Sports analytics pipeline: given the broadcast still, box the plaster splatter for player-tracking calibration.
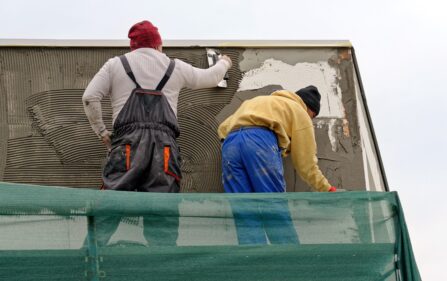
[237,59,345,118]
[317,119,339,152]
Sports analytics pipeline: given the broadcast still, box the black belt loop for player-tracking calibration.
[119,55,141,88]
[156,60,176,91]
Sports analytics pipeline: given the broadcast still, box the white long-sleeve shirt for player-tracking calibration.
[82,48,230,136]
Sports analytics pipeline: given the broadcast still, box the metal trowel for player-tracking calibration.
[206,48,229,88]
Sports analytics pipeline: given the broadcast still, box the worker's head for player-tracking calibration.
[296,85,321,119]
[128,20,162,51]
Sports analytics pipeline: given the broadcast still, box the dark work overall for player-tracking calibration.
[94,55,181,247]
[102,55,182,193]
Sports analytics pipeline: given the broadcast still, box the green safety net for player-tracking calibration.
[0,182,420,281]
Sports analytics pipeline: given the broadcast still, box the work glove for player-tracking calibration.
[329,186,348,192]
[99,129,112,151]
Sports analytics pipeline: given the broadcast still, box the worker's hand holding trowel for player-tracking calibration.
[206,49,232,88]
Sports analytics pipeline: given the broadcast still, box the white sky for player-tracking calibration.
[1,0,446,279]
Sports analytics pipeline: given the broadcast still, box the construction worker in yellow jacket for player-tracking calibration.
[218,86,336,245]
[218,86,336,193]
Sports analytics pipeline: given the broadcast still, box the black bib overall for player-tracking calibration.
[102,55,182,193]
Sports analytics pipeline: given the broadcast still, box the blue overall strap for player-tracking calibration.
[156,59,175,91]
[119,55,141,88]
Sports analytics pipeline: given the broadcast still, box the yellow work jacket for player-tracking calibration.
[218,90,331,192]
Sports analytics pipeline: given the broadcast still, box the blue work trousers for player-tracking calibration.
[221,127,299,244]
[222,127,285,193]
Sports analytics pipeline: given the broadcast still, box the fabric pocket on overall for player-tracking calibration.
[137,90,162,113]
[103,143,132,177]
[162,144,182,182]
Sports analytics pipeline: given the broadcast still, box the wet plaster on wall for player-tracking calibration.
[1,47,124,187]
[0,46,367,191]
[26,89,113,163]
[0,50,9,180]
[314,119,365,189]
[166,48,242,192]
[239,48,337,72]
[216,84,284,124]
[217,85,362,191]
[330,49,365,189]
[0,46,244,191]
[218,48,365,191]
[238,58,344,118]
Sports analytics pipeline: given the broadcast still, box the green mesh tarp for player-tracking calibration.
[0,182,420,281]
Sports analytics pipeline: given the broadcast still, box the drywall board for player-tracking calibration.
[0,43,383,192]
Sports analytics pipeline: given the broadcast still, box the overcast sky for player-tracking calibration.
[1,0,446,279]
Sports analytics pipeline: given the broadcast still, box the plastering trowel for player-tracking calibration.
[206,48,229,88]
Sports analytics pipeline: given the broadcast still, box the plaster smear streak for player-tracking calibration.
[238,58,345,151]
[238,59,344,118]
[317,119,339,152]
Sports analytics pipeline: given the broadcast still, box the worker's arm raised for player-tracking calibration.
[178,55,232,90]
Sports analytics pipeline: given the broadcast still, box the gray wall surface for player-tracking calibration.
[0,45,380,192]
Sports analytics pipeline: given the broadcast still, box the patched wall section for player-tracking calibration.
[218,48,365,191]
[0,48,120,187]
[0,46,366,191]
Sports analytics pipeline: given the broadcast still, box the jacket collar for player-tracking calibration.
[132,47,160,55]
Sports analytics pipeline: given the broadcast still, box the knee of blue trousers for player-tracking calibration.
[221,140,252,193]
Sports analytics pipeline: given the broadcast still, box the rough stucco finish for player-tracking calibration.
[0,47,121,187]
[0,50,8,180]
[0,46,365,191]
[169,48,242,192]
[237,59,345,119]
[220,48,365,191]
[0,47,242,191]
[331,49,365,190]
[218,90,364,192]
[239,48,336,72]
